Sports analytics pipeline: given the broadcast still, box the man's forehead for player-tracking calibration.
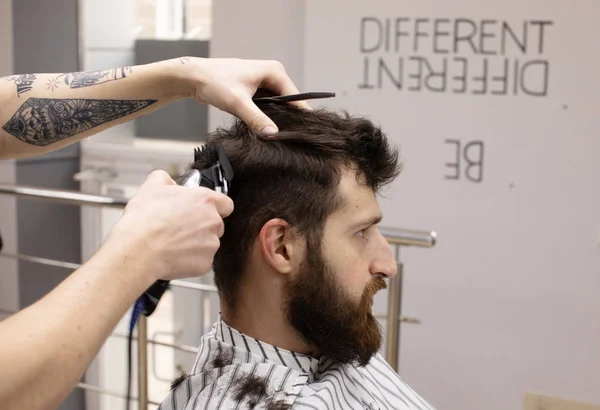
[333,170,382,222]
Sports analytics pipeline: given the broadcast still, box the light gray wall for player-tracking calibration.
[209,0,306,132]
[303,2,600,410]
[12,0,84,409]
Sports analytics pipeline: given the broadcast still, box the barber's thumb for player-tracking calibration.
[258,120,278,137]
[240,101,278,137]
[145,169,176,186]
[212,193,234,218]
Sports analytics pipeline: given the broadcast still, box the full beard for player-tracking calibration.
[284,240,386,366]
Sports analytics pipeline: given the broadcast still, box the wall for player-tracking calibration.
[209,0,306,132]
[0,0,18,317]
[302,1,600,410]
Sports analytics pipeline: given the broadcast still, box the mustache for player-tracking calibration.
[362,277,387,301]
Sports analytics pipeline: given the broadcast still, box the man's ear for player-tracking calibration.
[257,218,301,275]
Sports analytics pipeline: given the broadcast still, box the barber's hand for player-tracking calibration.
[108,170,234,282]
[184,58,310,136]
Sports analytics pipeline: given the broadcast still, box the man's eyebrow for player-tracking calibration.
[348,215,382,231]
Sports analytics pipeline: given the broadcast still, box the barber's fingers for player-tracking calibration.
[259,61,311,110]
[144,171,233,217]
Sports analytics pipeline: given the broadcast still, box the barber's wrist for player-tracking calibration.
[97,223,161,289]
[166,56,207,100]
[142,57,196,101]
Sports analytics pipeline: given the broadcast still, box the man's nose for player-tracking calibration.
[370,236,398,278]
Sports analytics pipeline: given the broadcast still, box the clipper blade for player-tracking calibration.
[189,143,233,195]
[193,145,218,165]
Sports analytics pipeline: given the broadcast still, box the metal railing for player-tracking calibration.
[0,183,436,409]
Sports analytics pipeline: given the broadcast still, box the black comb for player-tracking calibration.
[252,88,335,105]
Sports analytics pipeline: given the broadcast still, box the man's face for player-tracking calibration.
[285,170,398,366]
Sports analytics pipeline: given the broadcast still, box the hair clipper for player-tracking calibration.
[139,145,234,317]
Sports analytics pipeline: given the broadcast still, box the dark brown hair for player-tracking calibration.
[193,103,401,307]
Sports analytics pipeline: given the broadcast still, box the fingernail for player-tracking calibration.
[261,125,277,136]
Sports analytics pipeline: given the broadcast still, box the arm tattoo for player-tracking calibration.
[3,74,37,97]
[4,67,132,95]
[2,97,156,146]
[47,67,132,90]
[180,57,192,64]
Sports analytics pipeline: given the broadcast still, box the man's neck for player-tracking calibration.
[220,284,318,357]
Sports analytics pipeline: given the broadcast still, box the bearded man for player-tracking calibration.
[158,103,435,410]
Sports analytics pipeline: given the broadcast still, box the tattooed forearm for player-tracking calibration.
[3,74,37,97]
[63,67,132,88]
[2,97,156,146]
[3,68,132,95]
[47,67,133,91]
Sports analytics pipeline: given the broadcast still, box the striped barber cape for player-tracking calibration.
[158,318,435,410]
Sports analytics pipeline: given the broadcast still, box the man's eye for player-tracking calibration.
[357,229,368,240]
